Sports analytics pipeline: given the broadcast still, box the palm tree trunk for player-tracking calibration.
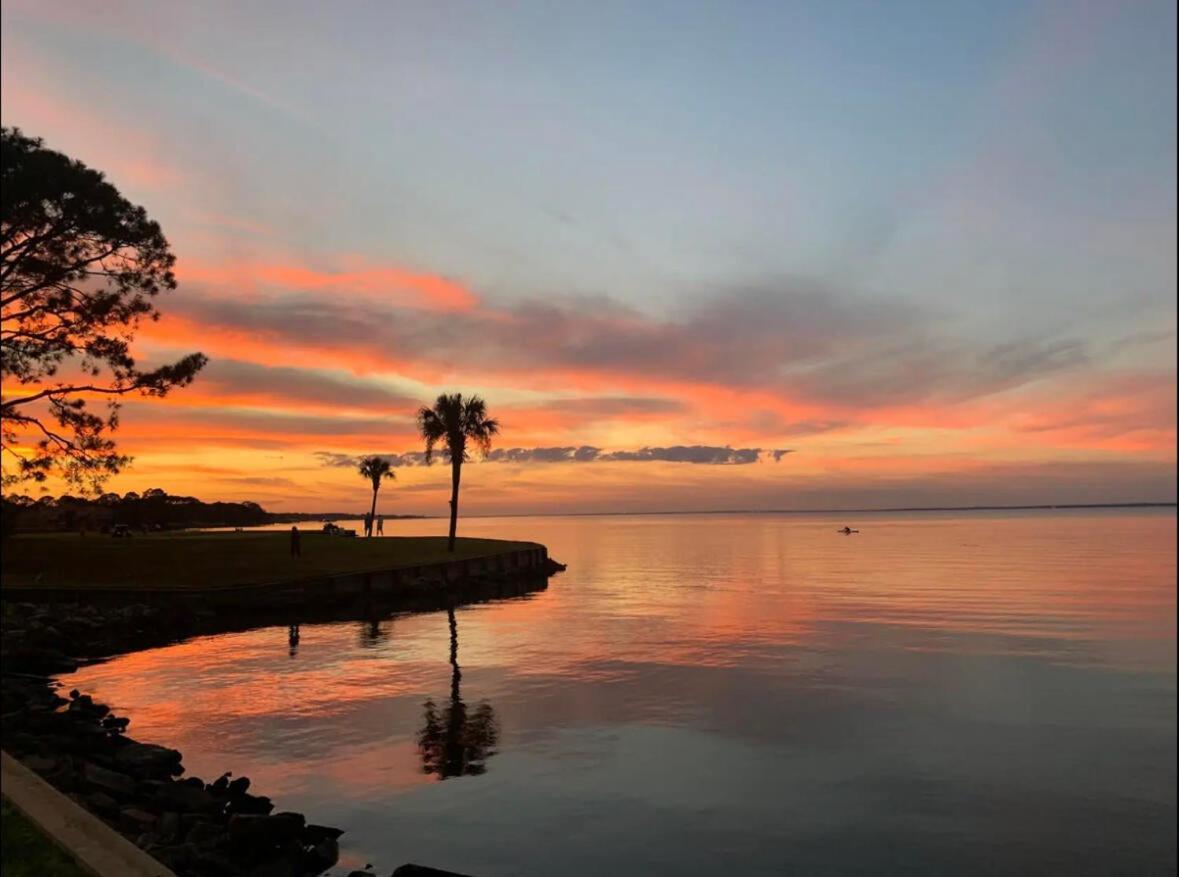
[368,486,378,537]
[447,460,461,552]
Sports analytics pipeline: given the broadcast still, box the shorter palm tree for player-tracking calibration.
[357,455,395,537]
[416,393,499,552]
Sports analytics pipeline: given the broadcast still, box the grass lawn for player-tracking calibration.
[0,532,536,591]
[1,798,89,877]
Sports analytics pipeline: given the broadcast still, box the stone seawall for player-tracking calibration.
[1,544,552,611]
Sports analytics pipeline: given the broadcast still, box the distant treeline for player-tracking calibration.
[0,491,428,535]
[2,489,268,533]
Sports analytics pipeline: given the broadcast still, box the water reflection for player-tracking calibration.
[287,623,300,658]
[60,512,1177,875]
[417,607,499,779]
[359,617,391,648]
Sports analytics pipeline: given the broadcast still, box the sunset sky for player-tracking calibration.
[2,0,1175,514]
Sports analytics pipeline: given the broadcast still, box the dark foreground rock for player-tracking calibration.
[2,675,342,876]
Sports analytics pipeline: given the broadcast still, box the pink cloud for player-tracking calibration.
[0,83,185,192]
[175,256,478,311]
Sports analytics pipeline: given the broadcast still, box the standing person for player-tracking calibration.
[364,513,373,537]
[290,526,301,557]
[376,515,384,535]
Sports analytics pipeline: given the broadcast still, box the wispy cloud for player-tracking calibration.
[176,255,478,311]
[161,279,1096,413]
[315,446,792,468]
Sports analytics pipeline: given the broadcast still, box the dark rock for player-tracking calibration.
[227,775,251,796]
[302,823,345,845]
[148,843,193,871]
[306,836,339,872]
[3,732,40,754]
[67,693,102,713]
[20,754,58,774]
[64,720,111,751]
[185,820,225,845]
[347,871,377,877]
[20,649,77,673]
[243,854,303,877]
[391,866,476,877]
[226,792,274,815]
[159,811,183,843]
[81,762,137,798]
[85,791,120,815]
[119,806,158,834]
[181,811,218,830]
[190,846,241,876]
[152,780,221,813]
[114,742,183,777]
[208,772,232,795]
[227,811,305,846]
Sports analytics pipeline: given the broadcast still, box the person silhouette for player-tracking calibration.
[290,526,302,556]
[376,515,384,535]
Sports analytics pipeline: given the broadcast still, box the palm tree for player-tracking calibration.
[416,393,499,552]
[357,455,395,537]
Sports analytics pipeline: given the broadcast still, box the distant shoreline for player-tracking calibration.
[455,502,1177,520]
[266,513,429,523]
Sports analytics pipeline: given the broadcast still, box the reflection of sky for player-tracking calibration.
[2,0,1176,512]
[66,512,1177,875]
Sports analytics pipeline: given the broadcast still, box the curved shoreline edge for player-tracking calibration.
[1,548,560,877]
[2,542,555,609]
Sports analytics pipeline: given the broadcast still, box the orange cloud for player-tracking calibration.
[176,256,478,311]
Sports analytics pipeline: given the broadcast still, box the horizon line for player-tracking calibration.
[297,501,1177,520]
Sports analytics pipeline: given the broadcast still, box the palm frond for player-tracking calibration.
[417,392,500,462]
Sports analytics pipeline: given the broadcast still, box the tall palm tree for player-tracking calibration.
[416,393,499,552]
[357,455,395,537]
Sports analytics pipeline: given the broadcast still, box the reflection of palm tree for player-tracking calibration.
[358,616,390,648]
[417,607,498,778]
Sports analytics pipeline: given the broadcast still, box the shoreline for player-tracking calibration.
[1,554,560,876]
[2,533,558,606]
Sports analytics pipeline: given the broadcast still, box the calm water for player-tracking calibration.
[68,511,1176,875]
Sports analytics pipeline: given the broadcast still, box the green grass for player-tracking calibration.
[1,798,89,877]
[0,532,535,591]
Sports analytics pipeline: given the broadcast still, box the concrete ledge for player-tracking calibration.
[1,751,176,877]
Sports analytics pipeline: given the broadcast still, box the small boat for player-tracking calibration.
[837,527,859,534]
